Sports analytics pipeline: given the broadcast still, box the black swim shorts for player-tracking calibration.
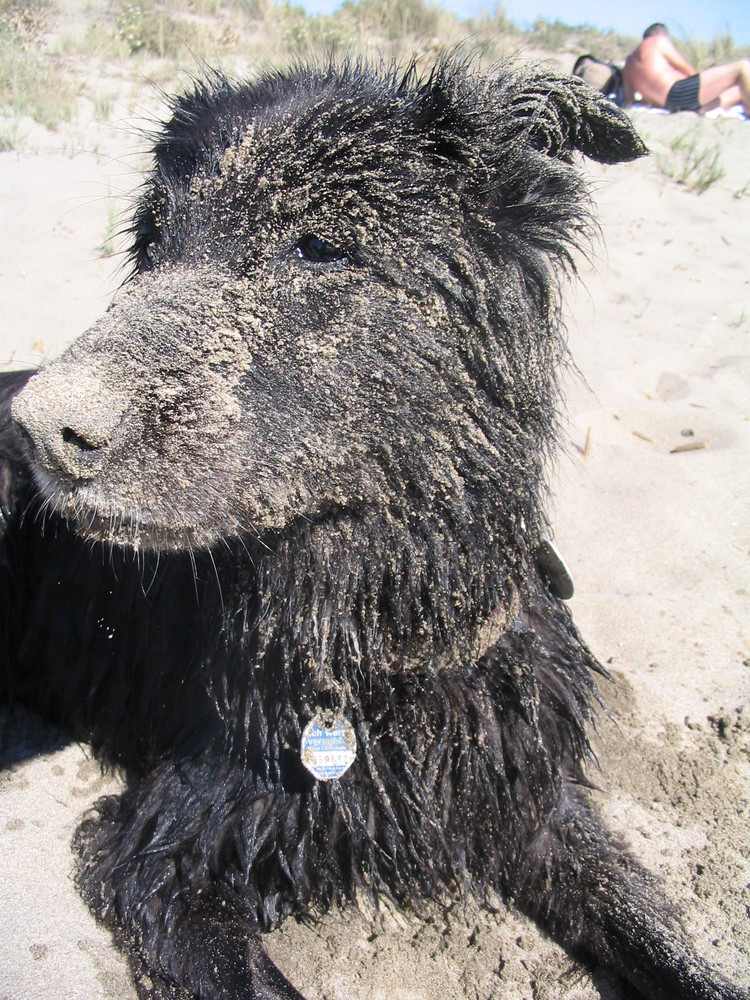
[665,75,701,112]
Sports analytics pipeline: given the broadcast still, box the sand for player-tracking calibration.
[1,70,749,1000]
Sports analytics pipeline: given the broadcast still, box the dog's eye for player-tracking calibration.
[295,235,347,263]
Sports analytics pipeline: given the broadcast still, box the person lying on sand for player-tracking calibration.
[622,23,750,114]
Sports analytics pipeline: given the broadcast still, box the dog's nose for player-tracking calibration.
[12,369,121,482]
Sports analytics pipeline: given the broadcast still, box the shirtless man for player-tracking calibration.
[622,23,750,114]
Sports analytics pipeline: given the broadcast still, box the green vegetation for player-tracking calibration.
[0,0,78,128]
[524,17,637,60]
[0,45,78,129]
[0,0,54,38]
[0,0,748,135]
[679,29,750,71]
[97,194,121,257]
[114,0,188,56]
[657,130,726,194]
[0,116,19,148]
[256,0,458,59]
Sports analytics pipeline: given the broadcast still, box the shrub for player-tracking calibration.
[658,130,725,194]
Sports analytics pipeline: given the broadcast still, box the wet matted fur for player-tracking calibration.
[0,57,744,999]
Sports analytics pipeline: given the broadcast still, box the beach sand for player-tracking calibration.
[0,74,748,999]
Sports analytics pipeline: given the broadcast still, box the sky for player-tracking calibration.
[294,0,750,45]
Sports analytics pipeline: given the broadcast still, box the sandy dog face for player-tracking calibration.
[12,63,644,552]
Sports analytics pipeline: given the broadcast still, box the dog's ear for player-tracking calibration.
[502,69,647,164]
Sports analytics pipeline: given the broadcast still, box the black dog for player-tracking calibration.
[0,58,743,999]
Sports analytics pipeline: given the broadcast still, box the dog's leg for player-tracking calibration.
[123,897,306,1000]
[74,764,307,1000]
[513,790,745,1000]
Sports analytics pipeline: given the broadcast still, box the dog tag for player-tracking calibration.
[536,538,575,600]
[300,714,356,781]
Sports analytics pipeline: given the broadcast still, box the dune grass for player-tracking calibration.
[1,0,747,136]
[657,130,726,194]
[679,29,750,71]
[0,0,81,131]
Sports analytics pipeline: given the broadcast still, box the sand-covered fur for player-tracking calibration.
[1,59,745,1000]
